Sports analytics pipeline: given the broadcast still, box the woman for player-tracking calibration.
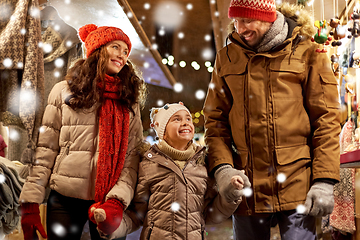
[19,24,147,240]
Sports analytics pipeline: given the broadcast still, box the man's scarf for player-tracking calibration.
[95,74,130,203]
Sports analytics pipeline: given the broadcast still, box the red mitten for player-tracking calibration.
[21,203,47,240]
[88,202,102,224]
[95,198,124,235]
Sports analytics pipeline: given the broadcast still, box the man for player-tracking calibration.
[203,0,341,239]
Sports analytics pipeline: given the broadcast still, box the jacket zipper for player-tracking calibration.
[146,222,154,240]
[53,142,70,173]
[267,65,276,211]
[201,224,205,240]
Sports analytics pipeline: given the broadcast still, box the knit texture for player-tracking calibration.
[96,198,124,235]
[157,140,196,169]
[228,0,277,22]
[20,203,47,240]
[78,24,132,57]
[150,102,191,140]
[95,74,130,203]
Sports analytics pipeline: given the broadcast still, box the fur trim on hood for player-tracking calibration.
[228,2,315,39]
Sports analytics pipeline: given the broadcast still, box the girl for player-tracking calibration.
[19,24,146,240]
[101,102,244,240]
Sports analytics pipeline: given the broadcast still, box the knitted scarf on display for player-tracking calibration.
[95,74,130,203]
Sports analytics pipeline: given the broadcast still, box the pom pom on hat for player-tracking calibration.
[150,102,191,140]
[228,0,277,23]
[78,24,98,42]
[78,24,132,58]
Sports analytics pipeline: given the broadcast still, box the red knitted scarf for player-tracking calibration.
[95,74,130,203]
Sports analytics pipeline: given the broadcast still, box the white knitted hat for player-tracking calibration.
[150,102,191,140]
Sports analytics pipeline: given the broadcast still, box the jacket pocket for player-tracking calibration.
[275,145,310,165]
[269,60,305,99]
[53,141,71,173]
[319,72,339,109]
[146,222,154,240]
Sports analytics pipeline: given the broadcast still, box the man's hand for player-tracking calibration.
[214,165,251,203]
[304,182,334,217]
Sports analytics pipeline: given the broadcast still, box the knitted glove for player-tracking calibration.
[214,165,251,203]
[21,203,47,240]
[88,202,101,224]
[304,182,335,217]
[89,198,124,235]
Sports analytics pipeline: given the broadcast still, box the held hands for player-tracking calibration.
[21,203,47,240]
[214,165,251,203]
[89,198,124,236]
[304,182,335,217]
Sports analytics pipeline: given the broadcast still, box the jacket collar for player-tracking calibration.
[144,145,206,184]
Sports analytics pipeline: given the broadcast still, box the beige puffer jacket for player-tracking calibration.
[116,144,239,240]
[19,80,143,207]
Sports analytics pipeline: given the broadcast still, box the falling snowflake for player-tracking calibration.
[154,2,184,28]
[178,32,184,39]
[127,12,133,18]
[157,99,164,106]
[29,6,40,18]
[276,173,286,183]
[0,174,5,184]
[143,62,150,68]
[158,28,165,36]
[54,71,60,78]
[54,58,64,68]
[209,83,215,89]
[9,129,20,141]
[52,223,66,237]
[195,89,205,100]
[39,126,46,133]
[296,204,306,214]
[171,202,180,212]
[152,43,158,50]
[43,43,53,53]
[173,83,183,92]
[25,81,31,87]
[243,187,253,197]
[202,48,214,60]
[186,4,193,10]
[3,58,13,68]
[65,0,71,4]
[17,62,23,68]
[144,3,151,10]
[204,34,211,41]
[20,28,26,35]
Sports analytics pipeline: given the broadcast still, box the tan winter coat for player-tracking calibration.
[19,80,143,208]
[117,144,239,240]
[203,4,341,215]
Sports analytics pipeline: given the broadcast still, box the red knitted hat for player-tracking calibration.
[78,24,132,58]
[228,0,277,23]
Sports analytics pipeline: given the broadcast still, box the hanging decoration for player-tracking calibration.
[329,18,347,46]
[311,20,332,52]
[348,9,360,38]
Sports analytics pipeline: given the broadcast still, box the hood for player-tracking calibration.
[227,2,315,40]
